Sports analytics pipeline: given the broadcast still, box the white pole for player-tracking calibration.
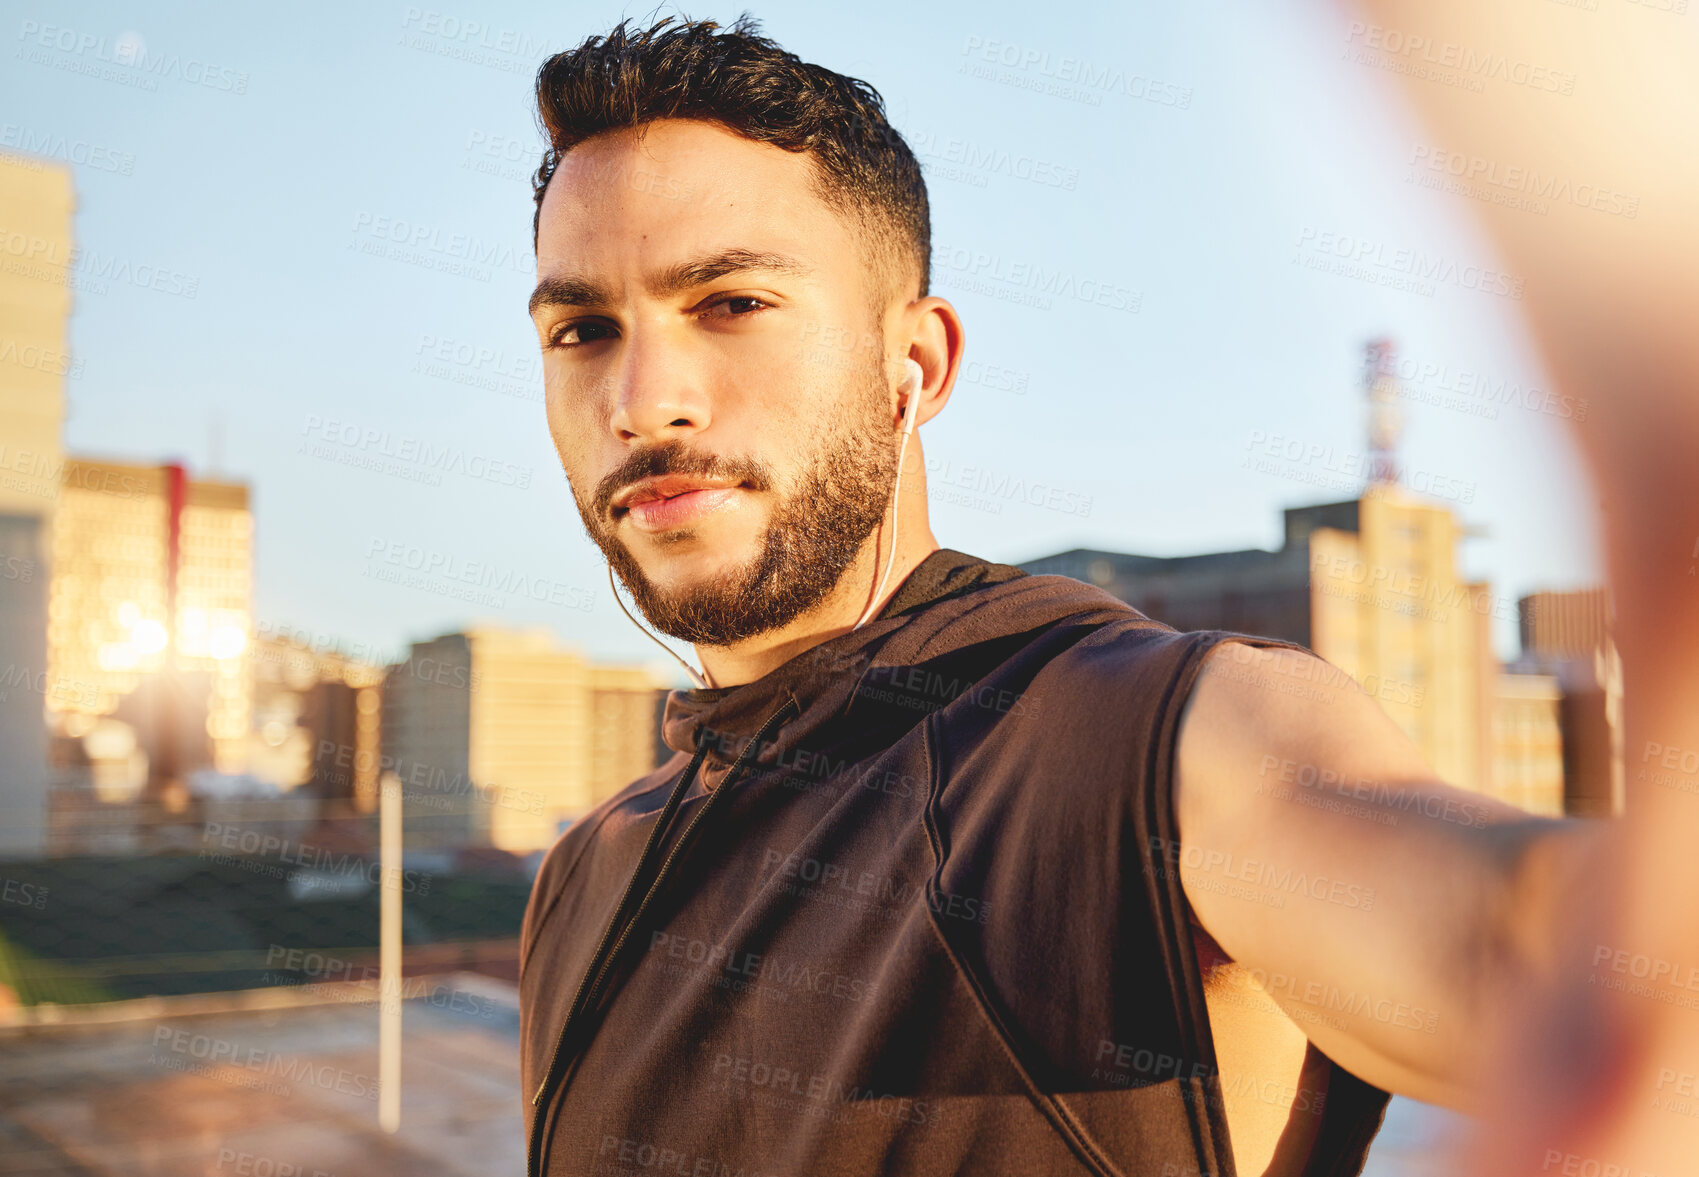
[379,769,402,1133]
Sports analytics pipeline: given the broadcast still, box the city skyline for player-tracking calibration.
[1,0,1604,687]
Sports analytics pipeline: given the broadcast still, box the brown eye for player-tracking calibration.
[705,295,771,318]
[549,320,616,349]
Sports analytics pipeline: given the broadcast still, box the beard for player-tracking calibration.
[570,358,902,647]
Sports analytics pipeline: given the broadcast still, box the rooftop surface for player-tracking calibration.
[0,976,524,1177]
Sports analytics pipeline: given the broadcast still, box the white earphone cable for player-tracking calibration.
[607,561,712,689]
[853,362,920,631]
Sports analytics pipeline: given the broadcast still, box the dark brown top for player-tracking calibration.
[518,548,1391,1176]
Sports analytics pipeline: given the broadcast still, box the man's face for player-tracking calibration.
[531,118,905,646]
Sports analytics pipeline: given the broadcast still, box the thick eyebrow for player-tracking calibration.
[527,247,812,320]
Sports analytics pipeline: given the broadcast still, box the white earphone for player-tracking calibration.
[852,357,924,631]
[900,357,922,437]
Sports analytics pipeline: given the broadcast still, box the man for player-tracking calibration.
[517,15,1599,1177]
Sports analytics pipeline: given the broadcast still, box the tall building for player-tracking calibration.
[1515,587,1621,817]
[1023,486,1505,794]
[46,459,254,795]
[1488,673,1566,816]
[247,633,384,811]
[1022,338,1596,819]
[0,153,72,513]
[382,627,665,853]
[0,152,75,857]
[0,512,51,858]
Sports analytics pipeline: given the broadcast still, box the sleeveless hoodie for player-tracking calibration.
[518,548,1391,1176]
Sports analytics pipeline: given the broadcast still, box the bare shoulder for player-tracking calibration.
[1178,641,1434,815]
[1170,638,1536,1107]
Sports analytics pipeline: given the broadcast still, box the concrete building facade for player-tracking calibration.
[0,153,75,857]
[382,627,664,853]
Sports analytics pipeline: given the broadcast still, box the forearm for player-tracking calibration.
[1494,814,1617,1006]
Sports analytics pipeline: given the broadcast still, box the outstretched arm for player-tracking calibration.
[1174,641,1608,1110]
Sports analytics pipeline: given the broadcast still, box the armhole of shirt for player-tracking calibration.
[1144,629,1393,1177]
[1137,629,1297,1172]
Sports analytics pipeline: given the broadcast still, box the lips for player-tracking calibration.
[613,475,746,513]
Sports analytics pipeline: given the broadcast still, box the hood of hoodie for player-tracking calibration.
[658,547,1136,789]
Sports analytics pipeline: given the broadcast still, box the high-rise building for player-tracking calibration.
[382,627,664,853]
[1488,673,1566,816]
[1515,588,1621,817]
[1023,486,1506,795]
[46,459,254,792]
[247,633,384,810]
[0,152,75,858]
[0,512,51,858]
[0,153,72,514]
[1520,587,1611,659]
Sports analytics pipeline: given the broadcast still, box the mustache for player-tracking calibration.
[593,440,773,520]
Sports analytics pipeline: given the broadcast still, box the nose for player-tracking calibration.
[607,337,712,444]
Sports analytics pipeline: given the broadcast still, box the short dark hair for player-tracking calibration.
[531,13,930,310]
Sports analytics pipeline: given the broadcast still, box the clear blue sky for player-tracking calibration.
[4,0,1603,685]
